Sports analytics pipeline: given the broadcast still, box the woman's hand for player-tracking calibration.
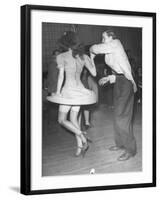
[84,55,97,77]
[90,52,96,60]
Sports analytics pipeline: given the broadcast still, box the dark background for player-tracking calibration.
[42,22,142,71]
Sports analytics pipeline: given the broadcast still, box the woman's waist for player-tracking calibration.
[63,81,83,87]
[64,79,76,85]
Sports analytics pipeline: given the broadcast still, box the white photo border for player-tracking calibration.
[21,5,156,194]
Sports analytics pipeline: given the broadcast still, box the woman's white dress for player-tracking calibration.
[47,51,97,105]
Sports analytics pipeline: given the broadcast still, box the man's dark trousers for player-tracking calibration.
[113,75,137,156]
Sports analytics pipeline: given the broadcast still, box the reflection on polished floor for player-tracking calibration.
[42,103,142,176]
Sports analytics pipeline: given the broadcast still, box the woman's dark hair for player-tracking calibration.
[72,43,85,59]
[52,49,60,56]
[57,31,85,59]
[104,30,117,39]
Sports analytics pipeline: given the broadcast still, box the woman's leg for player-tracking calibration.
[70,106,84,155]
[70,106,90,156]
[84,110,90,126]
[58,105,89,156]
[78,111,82,129]
[70,106,88,143]
[58,105,82,136]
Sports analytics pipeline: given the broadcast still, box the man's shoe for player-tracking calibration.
[84,124,91,130]
[117,152,133,161]
[109,146,122,151]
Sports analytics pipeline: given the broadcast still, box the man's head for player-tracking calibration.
[102,30,117,43]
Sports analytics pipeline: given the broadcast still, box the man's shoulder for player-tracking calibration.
[112,39,121,46]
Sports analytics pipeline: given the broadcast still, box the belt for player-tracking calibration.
[115,73,124,76]
[112,71,124,76]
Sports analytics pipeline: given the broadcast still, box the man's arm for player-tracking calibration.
[90,43,110,55]
[124,71,137,93]
[90,40,119,55]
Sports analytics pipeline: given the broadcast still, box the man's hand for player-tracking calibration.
[133,83,137,93]
[99,77,109,86]
[108,75,116,83]
[99,75,116,86]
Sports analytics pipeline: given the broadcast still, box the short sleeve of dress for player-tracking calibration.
[56,54,64,69]
[83,55,92,67]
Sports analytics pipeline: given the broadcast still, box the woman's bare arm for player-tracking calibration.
[56,67,64,94]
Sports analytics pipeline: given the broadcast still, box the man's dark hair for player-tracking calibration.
[104,30,117,39]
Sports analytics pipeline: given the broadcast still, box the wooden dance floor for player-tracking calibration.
[42,103,142,176]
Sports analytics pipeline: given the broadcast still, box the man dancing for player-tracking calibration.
[90,30,137,161]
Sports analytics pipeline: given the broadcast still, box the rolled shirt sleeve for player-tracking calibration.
[90,40,119,54]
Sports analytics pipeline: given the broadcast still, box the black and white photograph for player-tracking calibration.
[20,5,156,195]
[42,23,142,176]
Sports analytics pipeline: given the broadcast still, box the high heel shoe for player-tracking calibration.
[82,143,89,157]
[86,136,92,143]
[81,133,92,157]
[84,124,92,130]
[82,132,92,143]
[75,133,92,158]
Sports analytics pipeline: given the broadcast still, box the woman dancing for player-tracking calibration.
[47,31,97,157]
